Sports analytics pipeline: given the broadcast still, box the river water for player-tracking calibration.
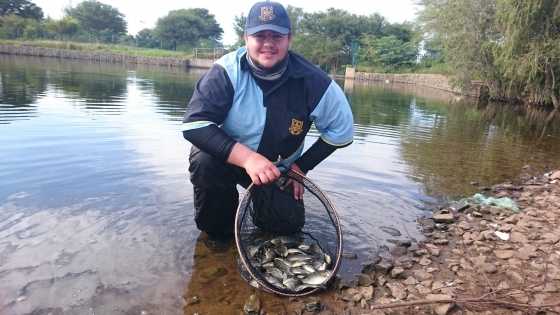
[1,55,559,314]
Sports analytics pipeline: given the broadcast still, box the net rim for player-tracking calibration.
[234,169,343,297]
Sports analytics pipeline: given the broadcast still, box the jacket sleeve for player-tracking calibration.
[294,80,353,172]
[182,64,236,161]
[309,80,354,147]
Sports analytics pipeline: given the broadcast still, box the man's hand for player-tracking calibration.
[243,152,281,185]
[227,143,280,185]
[289,163,305,201]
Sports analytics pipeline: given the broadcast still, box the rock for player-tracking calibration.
[432,281,445,291]
[494,250,515,259]
[395,256,414,269]
[397,240,412,247]
[340,288,361,302]
[472,211,483,218]
[186,296,200,305]
[390,267,405,279]
[357,273,375,287]
[360,298,368,309]
[403,276,418,285]
[304,298,322,313]
[433,239,449,245]
[550,170,560,180]
[243,294,261,315]
[358,285,374,300]
[419,257,432,266]
[380,226,402,237]
[426,294,453,315]
[375,259,394,274]
[414,249,428,256]
[458,221,471,231]
[481,263,498,274]
[504,215,519,224]
[377,275,387,287]
[391,246,408,257]
[433,211,455,224]
[386,282,407,300]
[413,270,433,281]
[435,303,454,315]
[516,245,538,260]
[542,232,560,244]
[425,244,441,256]
[510,232,528,243]
[417,284,432,295]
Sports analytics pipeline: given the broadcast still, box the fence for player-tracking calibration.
[193,47,226,60]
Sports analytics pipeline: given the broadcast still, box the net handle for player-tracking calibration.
[234,170,344,297]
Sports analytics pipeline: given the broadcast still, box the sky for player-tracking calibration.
[33,0,419,45]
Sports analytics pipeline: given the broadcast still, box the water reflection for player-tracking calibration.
[0,56,47,123]
[1,56,560,314]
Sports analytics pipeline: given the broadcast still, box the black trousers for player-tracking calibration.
[188,146,251,238]
[189,147,306,238]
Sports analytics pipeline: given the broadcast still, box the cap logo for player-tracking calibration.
[259,6,275,22]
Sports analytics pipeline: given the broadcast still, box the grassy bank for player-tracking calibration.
[0,39,193,59]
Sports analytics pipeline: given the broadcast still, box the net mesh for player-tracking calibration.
[234,169,343,296]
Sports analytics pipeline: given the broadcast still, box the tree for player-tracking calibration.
[359,35,418,71]
[155,8,222,50]
[496,0,560,109]
[65,0,126,42]
[232,14,246,48]
[0,0,43,20]
[44,16,79,40]
[135,28,159,48]
[0,14,41,39]
[417,0,501,91]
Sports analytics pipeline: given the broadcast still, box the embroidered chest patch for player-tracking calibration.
[288,118,304,135]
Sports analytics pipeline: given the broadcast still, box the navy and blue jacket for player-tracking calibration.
[182,47,354,173]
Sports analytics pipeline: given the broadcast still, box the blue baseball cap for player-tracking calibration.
[245,1,291,35]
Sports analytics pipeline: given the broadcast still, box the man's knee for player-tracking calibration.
[188,146,233,187]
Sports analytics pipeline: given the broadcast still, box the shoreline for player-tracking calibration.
[326,167,560,314]
[0,43,215,69]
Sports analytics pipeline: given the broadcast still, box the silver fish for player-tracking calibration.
[301,271,331,286]
[287,248,307,255]
[298,244,310,251]
[282,278,301,291]
[324,254,332,265]
[273,258,291,273]
[267,267,285,280]
[312,260,327,271]
[302,264,316,274]
[286,255,313,263]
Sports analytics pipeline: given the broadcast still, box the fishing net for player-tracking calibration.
[234,169,343,296]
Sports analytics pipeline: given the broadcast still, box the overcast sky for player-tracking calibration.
[33,0,419,45]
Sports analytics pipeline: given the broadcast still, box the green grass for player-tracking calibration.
[0,39,194,59]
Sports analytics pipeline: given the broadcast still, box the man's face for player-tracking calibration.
[245,30,291,69]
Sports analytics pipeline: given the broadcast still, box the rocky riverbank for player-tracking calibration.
[318,169,560,315]
[233,169,560,315]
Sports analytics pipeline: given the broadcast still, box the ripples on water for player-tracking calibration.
[1,55,560,314]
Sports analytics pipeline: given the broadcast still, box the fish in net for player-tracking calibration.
[234,169,343,296]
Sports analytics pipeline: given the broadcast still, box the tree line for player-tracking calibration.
[0,0,223,48]
[1,0,558,109]
[0,0,419,72]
